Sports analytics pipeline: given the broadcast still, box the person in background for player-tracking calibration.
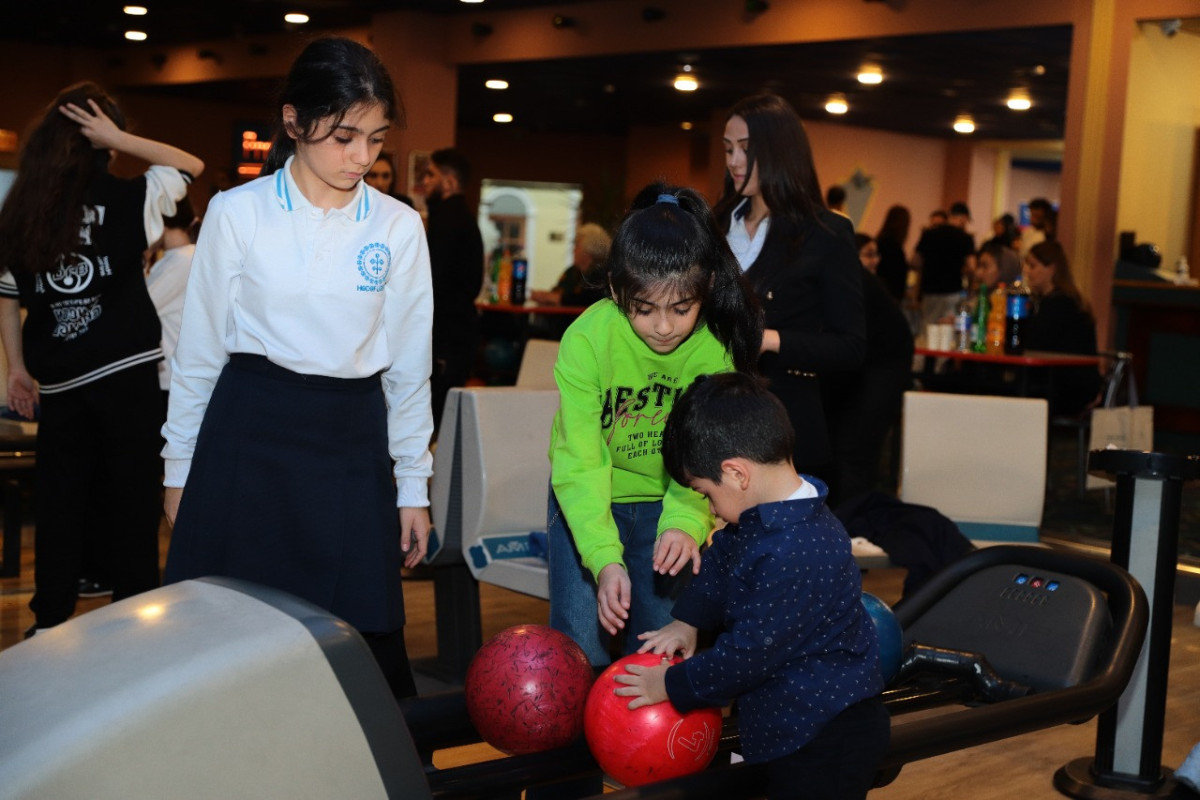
[714,92,865,490]
[615,371,887,800]
[913,201,975,331]
[423,148,484,428]
[821,234,914,506]
[974,240,1022,292]
[529,222,612,340]
[548,182,761,667]
[364,149,413,207]
[531,222,611,309]
[161,37,432,699]
[145,195,198,412]
[983,213,1019,252]
[1018,197,1055,258]
[0,81,203,637]
[874,204,911,303]
[825,184,848,217]
[1022,240,1101,416]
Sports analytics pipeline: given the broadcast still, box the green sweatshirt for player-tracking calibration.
[549,300,733,579]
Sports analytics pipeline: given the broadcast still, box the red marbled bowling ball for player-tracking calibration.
[464,624,594,754]
[584,652,723,786]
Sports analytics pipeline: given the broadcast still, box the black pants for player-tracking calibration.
[765,696,890,800]
[827,362,911,509]
[30,363,163,627]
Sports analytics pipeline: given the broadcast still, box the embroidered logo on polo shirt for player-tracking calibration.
[356,242,391,292]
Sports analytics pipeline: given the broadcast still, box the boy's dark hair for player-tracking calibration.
[263,37,401,176]
[608,181,762,373]
[430,148,472,187]
[826,185,846,208]
[662,372,794,485]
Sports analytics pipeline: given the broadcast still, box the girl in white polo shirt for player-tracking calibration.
[161,37,433,698]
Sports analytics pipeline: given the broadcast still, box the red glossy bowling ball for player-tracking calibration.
[584,652,723,787]
[464,624,594,755]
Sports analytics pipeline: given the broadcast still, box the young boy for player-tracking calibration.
[613,372,889,800]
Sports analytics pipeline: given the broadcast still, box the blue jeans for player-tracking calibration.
[547,488,690,665]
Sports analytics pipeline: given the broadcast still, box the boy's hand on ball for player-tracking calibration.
[613,660,671,709]
[636,620,698,659]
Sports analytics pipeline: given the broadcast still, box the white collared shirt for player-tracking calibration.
[727,198,770,272]
[162,156,434,505]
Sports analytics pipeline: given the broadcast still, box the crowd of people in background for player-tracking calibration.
[0,38,1108,794]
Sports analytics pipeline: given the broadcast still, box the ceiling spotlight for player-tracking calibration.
[552,14,576,28]
[460,0,485,4]
[1006,89,1032,111]
[284,13,309,24]
[673,66,698,92]
[953,114,976,134]
[125,30,148,41]
[485,79,509,90]
[825,93,849,114]
[856,64,883,84]
[123,5,147,15]
[493,113,513,124]
[680,121,694,131]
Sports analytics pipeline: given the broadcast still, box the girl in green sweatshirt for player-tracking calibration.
[547,182,762,664]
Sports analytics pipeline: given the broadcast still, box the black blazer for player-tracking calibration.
[732,207,866,467]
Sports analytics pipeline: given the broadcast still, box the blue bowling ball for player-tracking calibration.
[482,338,522,372]
[861,592,903,685]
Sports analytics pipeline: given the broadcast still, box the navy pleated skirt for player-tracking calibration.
[164,354,404,632]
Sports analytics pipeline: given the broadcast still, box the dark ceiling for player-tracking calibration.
[1,1,1073,141]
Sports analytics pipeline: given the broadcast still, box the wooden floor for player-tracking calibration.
[2,523,1199,798]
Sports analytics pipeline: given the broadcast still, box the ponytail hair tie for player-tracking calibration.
[656,193,679,206]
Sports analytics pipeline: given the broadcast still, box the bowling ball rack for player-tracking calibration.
[400,545,1147,800]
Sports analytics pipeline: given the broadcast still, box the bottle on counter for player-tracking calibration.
[971,282,990,353]
[986,282,1007,354]
[953,289,973,352]
[1004,279,1031,355]
[510,251,528,305]
[487,247,503,303]
[496,247,513,305]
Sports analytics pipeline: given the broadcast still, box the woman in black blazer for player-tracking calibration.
[714,93,865,488]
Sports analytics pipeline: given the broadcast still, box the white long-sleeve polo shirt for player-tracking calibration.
[161,156,435,507]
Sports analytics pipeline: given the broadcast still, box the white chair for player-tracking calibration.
[514,338,560,389]
[429,386,560,599]
[901,390,1049,544]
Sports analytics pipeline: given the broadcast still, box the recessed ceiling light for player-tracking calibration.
[485,79,509,90]
[680,121,694,130]
[857,64,883,85]
[125,30,148,41]
[953,114,976,134]
[284,13,309,24]
[493,113,513,123]
[461,0,485,3]
[673,68,698,92]
[123,5,148,15]
[1006,89,1032,111]
[825,93,848,114]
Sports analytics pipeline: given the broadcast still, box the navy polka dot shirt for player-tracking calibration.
[663,476,883,763]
